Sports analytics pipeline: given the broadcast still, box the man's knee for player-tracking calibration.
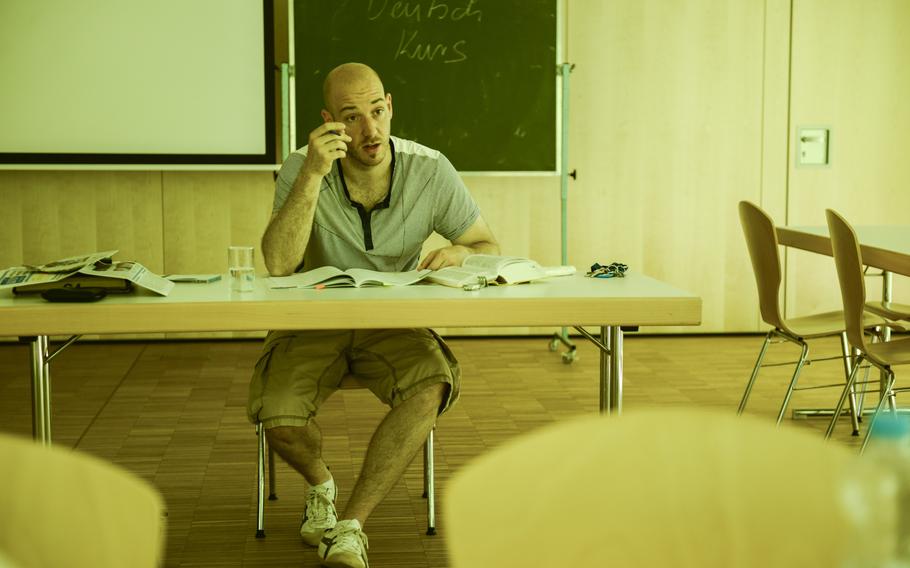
[409,382,448,413]
[265,424,311,449]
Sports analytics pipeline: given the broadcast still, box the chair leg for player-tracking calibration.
[839,333,861,435]
[256,423,266,538]
[826,356,865,439]
[424,428,436,536]
[857,330,886,420]
[738,331,773,414]
[268,445,277,500]
[777,341,809,425]
[861,371,897,454]
[257,421,435,537]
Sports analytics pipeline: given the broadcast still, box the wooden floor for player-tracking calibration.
[0,334,874,567]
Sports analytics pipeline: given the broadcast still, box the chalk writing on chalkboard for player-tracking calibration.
[294,0,557,172]
[368,0,481,63]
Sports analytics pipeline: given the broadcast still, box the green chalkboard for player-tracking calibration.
[293,0,557,172]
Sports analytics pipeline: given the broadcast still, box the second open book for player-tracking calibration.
[268,255,573,289]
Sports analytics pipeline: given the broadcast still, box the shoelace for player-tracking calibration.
[305,486,335,523]
[331,524,369,552]
[323,524,370,568]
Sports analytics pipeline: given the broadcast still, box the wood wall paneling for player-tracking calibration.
[786,0,910,318]
[567,0,766,333]
[0,173,25,270]
[161,171,274,339]
[0,171,163,270]
[161,171,273,275]
[757,0,794,331]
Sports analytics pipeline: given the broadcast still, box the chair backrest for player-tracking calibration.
[826,209,870,351]
[738,201,788,330]
[0,433,166,568]
[445,409,896,568]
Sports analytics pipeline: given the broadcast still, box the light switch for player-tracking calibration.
[797,127,829,166]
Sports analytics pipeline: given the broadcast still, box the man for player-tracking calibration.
[249,62,499,568]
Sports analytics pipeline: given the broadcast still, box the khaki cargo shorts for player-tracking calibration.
[247,328,461,429]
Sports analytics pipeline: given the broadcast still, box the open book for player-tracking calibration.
[268,266,431,289]
[267,256,575,290]
[425,255,559,288]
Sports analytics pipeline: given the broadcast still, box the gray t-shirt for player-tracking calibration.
[273,136,480,272]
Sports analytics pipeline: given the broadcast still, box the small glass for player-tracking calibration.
[228,246,255,292]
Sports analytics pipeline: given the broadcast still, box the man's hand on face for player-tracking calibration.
[302,122,352,178]
[418,245,473,270]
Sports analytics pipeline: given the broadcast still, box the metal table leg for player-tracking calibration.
[605,326,623,414]
[21,334,81,446]
[27,335,52,445]
[573,325,624,415]
[881,271,893,400]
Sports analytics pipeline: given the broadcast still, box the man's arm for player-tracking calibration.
[262,122,352,276]
[417,215,500,270]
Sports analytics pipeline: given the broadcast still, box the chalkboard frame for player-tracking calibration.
[0,0,276,167]
[289,0,560,174]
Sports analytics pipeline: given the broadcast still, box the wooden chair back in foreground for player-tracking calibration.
[738,200,788,331]
[445,409,896,568]
[0,432,166,568]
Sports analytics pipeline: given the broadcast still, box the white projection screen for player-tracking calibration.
[0,0,275,166]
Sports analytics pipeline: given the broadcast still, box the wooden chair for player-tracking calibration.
[255,374,437,537]
[737,201,886,430]
[445,409,896,567]
[0,432,166,568]
[824,209,910,450]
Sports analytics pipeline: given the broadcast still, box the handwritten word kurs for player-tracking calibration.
[395,29,467,63]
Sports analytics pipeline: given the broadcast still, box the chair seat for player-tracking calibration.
[445,409,894,568]
[784,310,885,339]
[866,301,910,322]
[865,337,910,368]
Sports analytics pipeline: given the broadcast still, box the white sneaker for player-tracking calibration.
[299,482,337,546]
[318,519,369,568]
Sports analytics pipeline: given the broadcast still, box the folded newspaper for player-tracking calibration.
[0,250,174,296]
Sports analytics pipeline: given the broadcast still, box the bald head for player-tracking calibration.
[318,62,393,169]
[322,63,385,116]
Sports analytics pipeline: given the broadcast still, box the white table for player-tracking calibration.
[778,225,910,293]
[0,273,702,444]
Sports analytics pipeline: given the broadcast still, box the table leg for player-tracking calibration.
[610,326,623,414]
[573,326,624,414]
[27,335,52,445]
[599,326,623,415]
[881,271,893,400]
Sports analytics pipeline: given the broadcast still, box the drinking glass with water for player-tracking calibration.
[228,246,255,292]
